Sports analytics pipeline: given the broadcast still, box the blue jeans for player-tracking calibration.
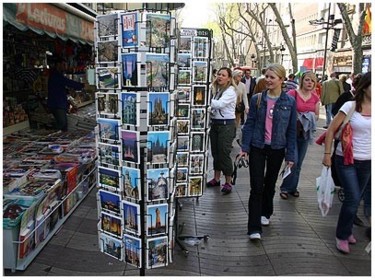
[247,145,285,234]
[363,177,371,218]
[325,104,333,126]
[335,155,371,240]
[280,136,309,193]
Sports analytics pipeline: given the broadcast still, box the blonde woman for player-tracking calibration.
[233,69,249,127]
[207,67,237,194]
[239,63,297,240]
[279,71,320,199]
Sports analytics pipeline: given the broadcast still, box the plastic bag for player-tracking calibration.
[316,167,335,217]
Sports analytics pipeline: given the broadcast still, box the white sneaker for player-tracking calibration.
[249,233,261,240]
[261,216,270,226]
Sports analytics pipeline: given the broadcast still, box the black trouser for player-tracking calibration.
[247,145,285,234]
[51,108,68,131]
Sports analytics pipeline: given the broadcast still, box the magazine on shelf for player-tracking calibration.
[96,67,121,90]
[146,236,168,269]
[121,12,140,48]
[98,189,121,216]
[120,130,140,165]
[120,92,140,127]
[146,131,170,165]
[99,232,123,261]
[121,166,141,201]
[147,168,169,202]
[147,92,170,126]
[123,234,142,268]
[96,92,120,119]
[146,203,168,236]
[18,201,38,259]
[122,200,141,236]
[101,211,122,237]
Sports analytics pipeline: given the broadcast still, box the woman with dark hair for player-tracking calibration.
[332,73,362,116]
[207,67,237,194]
[240,63,297,240]
[323,72,371,254]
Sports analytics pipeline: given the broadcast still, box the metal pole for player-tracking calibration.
[322,3,331,80]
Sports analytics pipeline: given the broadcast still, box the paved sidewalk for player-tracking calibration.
[4,109,371,276]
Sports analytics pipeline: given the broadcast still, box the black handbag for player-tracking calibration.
[235,101,245,113]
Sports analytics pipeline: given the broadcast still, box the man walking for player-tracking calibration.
[241,69,256,105]
[320,72,343,128]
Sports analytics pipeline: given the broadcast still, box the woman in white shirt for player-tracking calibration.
[233,69,249,127]
[323,72,371,254]
[207,67,237,194]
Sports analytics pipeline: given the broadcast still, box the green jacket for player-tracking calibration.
[321,78,344,105]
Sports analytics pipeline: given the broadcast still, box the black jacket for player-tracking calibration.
[241,76,256,96]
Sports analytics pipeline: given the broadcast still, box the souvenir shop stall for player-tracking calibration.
[93,8,213,274]
[3,3,96,134]
[3,3,98,272]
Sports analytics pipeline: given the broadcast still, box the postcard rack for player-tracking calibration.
[94,10,214,274]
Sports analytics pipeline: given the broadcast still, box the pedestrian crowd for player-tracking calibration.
[207,64,371,254]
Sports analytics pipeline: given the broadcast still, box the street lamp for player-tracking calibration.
[279,44,286,64]
[309,3,342,80]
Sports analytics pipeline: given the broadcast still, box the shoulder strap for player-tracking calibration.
[256,92,262,109]
[336,101,356,138]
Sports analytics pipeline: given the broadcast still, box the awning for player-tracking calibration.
[302,57,324,70]
[3,3,94,45]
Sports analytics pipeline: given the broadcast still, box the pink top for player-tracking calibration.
[288,89,319,113]
[264,96,278,144]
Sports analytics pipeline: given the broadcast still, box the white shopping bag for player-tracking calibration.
[316,167,335,217]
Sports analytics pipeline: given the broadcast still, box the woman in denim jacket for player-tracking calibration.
[240,64,297,240]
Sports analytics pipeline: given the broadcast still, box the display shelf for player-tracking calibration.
[3,121,30,136]
[76,100,94,108]
[3,165,97,272]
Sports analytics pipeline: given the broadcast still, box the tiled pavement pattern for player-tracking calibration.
[4,109,371,276]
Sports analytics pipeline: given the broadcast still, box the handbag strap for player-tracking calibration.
[336,101,356,138]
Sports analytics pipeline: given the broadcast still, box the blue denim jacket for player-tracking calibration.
[241,91,297,162]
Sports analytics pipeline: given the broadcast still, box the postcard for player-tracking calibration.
[121,166,141,201]
[121,53,139,87]
[176,152,189,167]
[192,85,206,106]
[189,154,204,175]
[177,136,189,151]
[147,92,170,126]
[96,67,120,90]
[190,132,205,152]
[120,92,139,126]
[147,168,169,202]
[145,13,171,48]
[96,40,119,63]
[176,167,188,182]
[177,53,191,68]
[96,13,119,39]
[145,53,169,88]
[192,61,208,83]
[121,12,139,48]
[191,108,206,130]
[179,36,192,53]
[176,87,191,102]
[101,212,122,237]
[146,203,168,236]
[120,130,140,164]
[97,142,121,167]
[99,232,123,261]
[97,118,120,143]
[98,166,121,190]
[96,92,120,118]
[178,70,191,86]
[175,183,187,197]
[99,189,121,215]
[147,236,168,269]
[176,104,190,118]
[146,131,170,165]
[176,120,190,135]
[123,200,141,236]
[123,234,142,268]
[188,176,203,196]
[193,36,209,58]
